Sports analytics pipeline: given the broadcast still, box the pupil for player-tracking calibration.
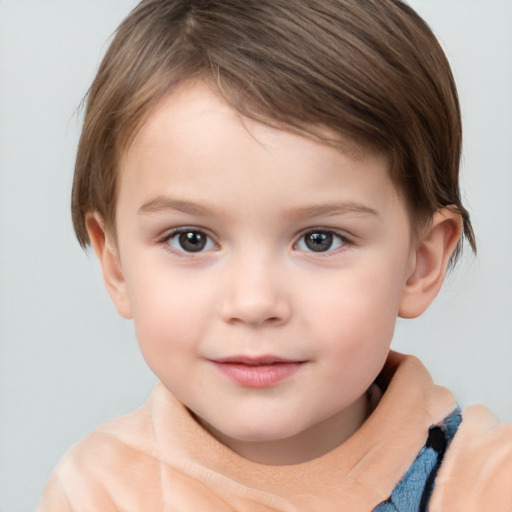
[179,232,206,252]
[305,232,333,252]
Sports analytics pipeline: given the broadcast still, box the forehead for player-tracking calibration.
[123,78,381,159]
[117,81,406,226]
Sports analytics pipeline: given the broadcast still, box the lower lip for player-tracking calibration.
[212,362,303,388]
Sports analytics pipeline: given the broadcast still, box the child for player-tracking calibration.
[38,0,512,510]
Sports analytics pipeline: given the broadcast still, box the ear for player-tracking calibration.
[86,212,133,319]
[399,209,462,319]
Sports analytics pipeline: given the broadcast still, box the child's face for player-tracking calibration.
[109,82,417,464]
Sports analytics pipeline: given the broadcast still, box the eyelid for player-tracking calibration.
[294,228,350,254]
[160,226,219,254]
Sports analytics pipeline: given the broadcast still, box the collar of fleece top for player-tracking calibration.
[49,352,512,512]
[97,351,457,511]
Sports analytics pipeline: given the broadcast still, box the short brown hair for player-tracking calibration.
[72,0,476,261]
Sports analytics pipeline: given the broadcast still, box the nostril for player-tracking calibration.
[218,267,292,326]
[220,298,291,326]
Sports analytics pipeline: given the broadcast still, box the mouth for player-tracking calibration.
[209,356,305,388]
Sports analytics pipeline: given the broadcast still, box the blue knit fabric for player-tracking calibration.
[372,445,439,512]
[372,410,462,512]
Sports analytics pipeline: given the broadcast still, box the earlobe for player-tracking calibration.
[398,209,462,319]
[86,213,133,319]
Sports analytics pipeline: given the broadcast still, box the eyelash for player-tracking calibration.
[159,227,350,256]
[295,229,348,254]
[161,227,217,255]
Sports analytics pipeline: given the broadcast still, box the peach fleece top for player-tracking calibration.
[38,352,512,511]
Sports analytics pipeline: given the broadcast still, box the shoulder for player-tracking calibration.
[37,393,163,511]
[430,404,512,511]
[62,394,159,471]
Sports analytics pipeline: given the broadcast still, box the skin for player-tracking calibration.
[88,81,461,466]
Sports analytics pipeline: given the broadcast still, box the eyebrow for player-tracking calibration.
[284,202,380,220]
[138,196,379,220]
[138,197,221,217]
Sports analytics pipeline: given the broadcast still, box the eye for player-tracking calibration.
[166,229,216,253]
[296,230,345,253]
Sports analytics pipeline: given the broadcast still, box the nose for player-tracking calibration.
[219,254,291,326]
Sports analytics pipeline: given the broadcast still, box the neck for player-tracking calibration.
[199,391,373,466]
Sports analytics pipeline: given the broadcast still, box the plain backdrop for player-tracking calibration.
[0,1,511,510]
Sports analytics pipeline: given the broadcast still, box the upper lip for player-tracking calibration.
[210,355,304,365]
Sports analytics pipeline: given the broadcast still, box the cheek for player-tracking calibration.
[303,258,407,374]
[308,268,403,339]
[308,294,395,404]
[312,292,395,370]
[126,267,215,362]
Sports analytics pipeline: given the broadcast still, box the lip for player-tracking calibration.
[209,356,305,388]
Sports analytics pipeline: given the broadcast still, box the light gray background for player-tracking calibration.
[1,1,511,510]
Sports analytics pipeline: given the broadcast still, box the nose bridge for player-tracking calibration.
[219,245,290,326]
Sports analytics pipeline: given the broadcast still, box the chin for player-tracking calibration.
[218,416,307,444]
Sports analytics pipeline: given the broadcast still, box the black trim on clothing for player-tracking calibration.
[419,426,448,512]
